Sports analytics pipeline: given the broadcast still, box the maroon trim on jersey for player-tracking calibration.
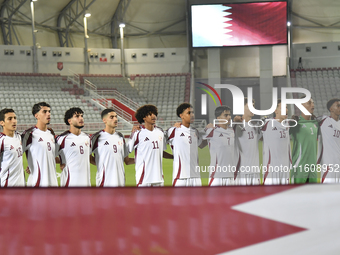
[173,157,182,187]
[100,165,105,187]
[263,150,271,184]
[59,136,67,151]
[134,132,140,147]
[3,170,9,187]
[319,117,327,127]
[234,155,241,180]
[92,134,100,152]
[0,139,4,153]
[261,121,270,131]
[137,162,145,187]
[34,161,41,187]
[208,158,218,187]
[206,129,215,138]
[168,128,176,140]
[65,168,70,187]
[322,166,330,184]
[26,133,33,147]
[317,145,323,165]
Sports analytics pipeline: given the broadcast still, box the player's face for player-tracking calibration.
[330,101,340,116]
[143,112,157,125]
[35,106,51,125]
[302,99,314,114]
[181,107,194,124]
[275,103,288,119]
[217,110,231,122]
[69,112,84,129]
[104,111,118,128]
[244,103,254,117]
[1,112,17,132]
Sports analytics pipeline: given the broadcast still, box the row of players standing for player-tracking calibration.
[0,97,339,187]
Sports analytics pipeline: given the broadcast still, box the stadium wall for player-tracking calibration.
[292,41,340,69]
[0,45,189,75]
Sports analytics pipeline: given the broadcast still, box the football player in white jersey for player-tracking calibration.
[317,98,340,183]
[22,102,59,187]
[261,100,291,185]
[128,105,173,187]
[91,109,134,187]
[234,98,261,185]
[167,103,207,187]
[56,107,93,187]
[0,109,25,187]
[204,106,237,186]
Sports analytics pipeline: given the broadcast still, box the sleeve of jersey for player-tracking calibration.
[128,131,138,153]
[167,127,176,144]
[197,129,204,146]
[123,138,129,158]
[21,131,32,152]
[203,128,214,140]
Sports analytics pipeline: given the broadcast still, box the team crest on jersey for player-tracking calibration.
[329,125,333,128]
[118,141,123,146]
[10,145,14,150]
[144,137,149,142]
[159,136,163,141]
[302,124,306,128]
[85,141,89,147]
[38,137,43,142]
[219,133,223,137]
[180,133,185,137]
[104,141,109,145]
[71,142,76,147]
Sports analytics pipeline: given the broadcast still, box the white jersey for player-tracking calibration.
[22,127,58,187]
[317,116,340,183]
[56,131,91,187]
[261,119,291,185]
[167,125,202,184]
[91,130,128,187]
[128,126,166,186]
[204,126,237,180]
[0,132,25,187]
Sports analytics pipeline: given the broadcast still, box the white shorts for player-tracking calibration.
[173,178,202,187]
[209,177,235,186]
[235,173,261,185]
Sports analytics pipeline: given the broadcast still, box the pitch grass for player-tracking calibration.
[23,142,265,187]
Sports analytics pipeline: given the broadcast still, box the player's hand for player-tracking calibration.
[25,166,31,174]
[205,123,214,129]
[60,164,65,171]
[233,116,242,122]
[173,122,181,128]
[131,125,140,133]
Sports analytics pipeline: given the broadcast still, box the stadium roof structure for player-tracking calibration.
[0,0,339,47]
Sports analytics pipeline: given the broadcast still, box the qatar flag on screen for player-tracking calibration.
[191,1,287,47]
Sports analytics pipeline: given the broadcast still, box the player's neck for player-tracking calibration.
[3,129,14,137]
[330,113,339,121]
[144,122,154,131]
[218,124,228,129]
[69,126,81,136]
[104,126,115,134]
[242,115,252,122]
[301,113,311,120]
[36,122,48,131]
[182,122,190,128]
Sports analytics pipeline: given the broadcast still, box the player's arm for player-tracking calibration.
[163,151,173,159]
[124,156,135,165]
[199,140,208,149]
[90,155,96,165]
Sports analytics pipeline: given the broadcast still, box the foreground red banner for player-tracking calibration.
[0,186,303,255]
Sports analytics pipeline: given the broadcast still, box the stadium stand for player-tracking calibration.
[0,73,132,133]
[131,73,191,120]
[290,67,340,116]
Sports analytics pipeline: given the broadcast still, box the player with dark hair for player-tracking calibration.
[128,104,172,187]
[261,100,291,185]
[167,103,206,186]
[290,97,319,184]
[233,98,261,185]
[22,102,59,187]
[204,105,237,186]
[0,108,25,187]
[56,107,93,187]
[91,109,134,187]
[317,98,340,183]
